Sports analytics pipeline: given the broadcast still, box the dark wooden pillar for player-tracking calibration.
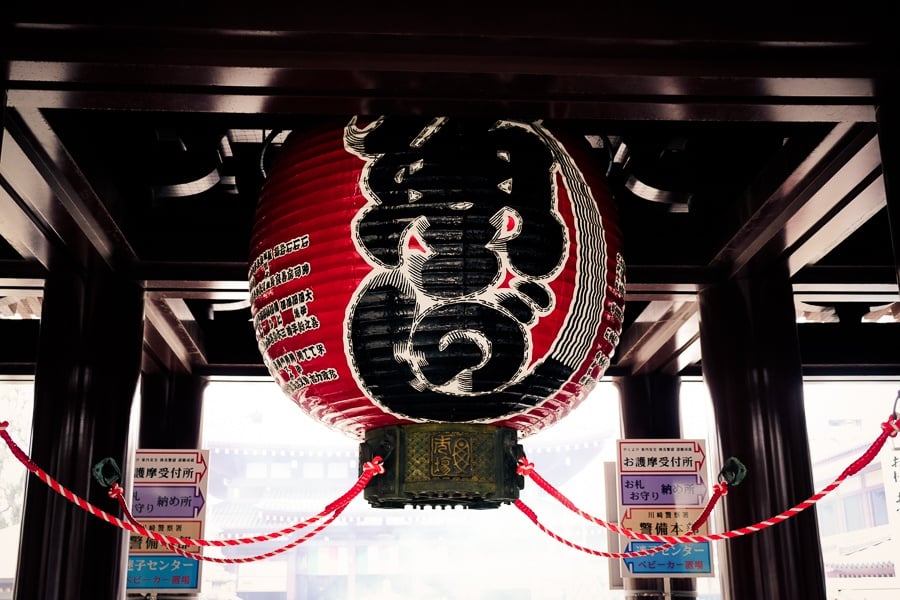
[1,16,6,137]
[618,375,682,439]
[875,76,900,289]
[139,372,205,450]
[697,260,825,600]
[616,374,697,599]
[15,257,144,600]
[1,90,6,155]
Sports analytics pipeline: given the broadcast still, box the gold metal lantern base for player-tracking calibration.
[359,423,525,509]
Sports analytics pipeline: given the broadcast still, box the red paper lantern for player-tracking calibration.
[249,117,624,506]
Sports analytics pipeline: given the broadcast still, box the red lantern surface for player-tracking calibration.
[249,117,624,441]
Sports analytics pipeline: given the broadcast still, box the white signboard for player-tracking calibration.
[617,439,713,578]
[882,441,900,574]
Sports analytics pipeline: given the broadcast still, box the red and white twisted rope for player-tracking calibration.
[515,414,899,556]
[514,500,684,559]
[0,420,383,552]
[4,410,897,562]
[109,482,351,564]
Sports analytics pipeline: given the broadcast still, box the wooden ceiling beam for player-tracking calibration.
[5,18,886,122]
[710,123,880,276]
[787,173,886,275]
[6,90,876,123]
[3,108,137,269]
[143,295,208,374]
[614,300,700,375]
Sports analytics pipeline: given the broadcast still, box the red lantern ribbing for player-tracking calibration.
[249,117,624,507]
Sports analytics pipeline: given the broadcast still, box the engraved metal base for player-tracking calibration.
[359,423,524,509]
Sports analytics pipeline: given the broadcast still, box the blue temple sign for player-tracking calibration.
[622,541,713,575]
[126,555,201,590]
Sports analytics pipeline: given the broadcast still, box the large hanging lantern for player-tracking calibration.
[249,117,624,508]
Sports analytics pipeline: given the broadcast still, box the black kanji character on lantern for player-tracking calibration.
[344,117,579,421]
